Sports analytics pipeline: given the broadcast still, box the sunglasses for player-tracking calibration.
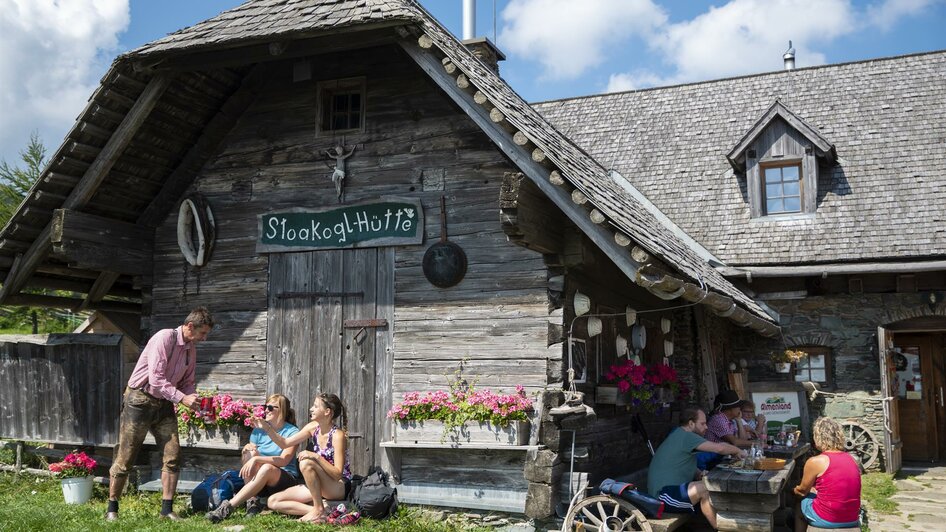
[264,405,280,412]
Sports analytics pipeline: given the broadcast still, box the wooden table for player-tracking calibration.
[704,459,796,532]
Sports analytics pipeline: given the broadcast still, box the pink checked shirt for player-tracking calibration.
[127,326,197,403]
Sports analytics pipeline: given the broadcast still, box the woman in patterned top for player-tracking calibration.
[253,392,352,523]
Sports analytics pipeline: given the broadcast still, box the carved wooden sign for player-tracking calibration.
[257,198,424,253]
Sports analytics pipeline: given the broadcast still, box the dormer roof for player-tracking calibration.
[727,100,836,172]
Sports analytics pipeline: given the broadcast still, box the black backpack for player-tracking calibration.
[353,466,398,519]
[191,470,245,512]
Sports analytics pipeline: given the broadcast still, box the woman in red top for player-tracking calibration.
[793,417,861,530]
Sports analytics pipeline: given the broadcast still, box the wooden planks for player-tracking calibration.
[0,334,123,445]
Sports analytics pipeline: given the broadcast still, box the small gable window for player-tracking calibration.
[727,102,835,219]
[763,162,802,214]
[317,77,365,135]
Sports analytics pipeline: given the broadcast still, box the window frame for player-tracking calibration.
[793,345,832,386]
[760,160,804,216]
[316,77,366,136]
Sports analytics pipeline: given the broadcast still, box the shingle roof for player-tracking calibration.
[533,51,946,266]
[411,5,773,323]
[129,0,418,58]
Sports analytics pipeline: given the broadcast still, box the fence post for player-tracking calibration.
[14,441,23,475]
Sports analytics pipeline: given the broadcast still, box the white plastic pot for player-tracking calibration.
[61,476,93,504]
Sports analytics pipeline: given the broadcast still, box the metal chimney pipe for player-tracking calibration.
[463,0,476,40]
[783,40,796,71]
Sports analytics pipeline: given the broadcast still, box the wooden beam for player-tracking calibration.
[51,209,154,252]
[137,65,266,226]
[5,293,140,314]
[81,271,122,310]
[0,72,173,304]
[49,241,150,276]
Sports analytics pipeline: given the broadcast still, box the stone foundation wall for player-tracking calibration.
[732,293,946,471]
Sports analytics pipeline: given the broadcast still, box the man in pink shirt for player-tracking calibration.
[106,307,214,521]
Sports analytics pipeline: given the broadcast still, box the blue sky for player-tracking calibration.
[1,0,944,164]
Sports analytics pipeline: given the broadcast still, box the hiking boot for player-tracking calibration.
[334,511,361,525]
[205,500,233,523]
[326,503,347,523]
[245,496,264,517]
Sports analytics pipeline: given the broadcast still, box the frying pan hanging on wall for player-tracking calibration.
[422,195,467,288]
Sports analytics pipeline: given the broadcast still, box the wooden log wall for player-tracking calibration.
[149,45,551,401]
[0,334,123,446]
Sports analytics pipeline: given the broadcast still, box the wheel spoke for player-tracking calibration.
[580,506,604,526]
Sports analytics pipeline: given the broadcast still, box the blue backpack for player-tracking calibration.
[191,470,245,511]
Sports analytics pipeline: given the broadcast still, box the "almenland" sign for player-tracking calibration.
[257,198,424,253]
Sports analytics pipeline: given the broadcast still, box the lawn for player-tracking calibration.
[0,471,490,532]
[861,472,898,515]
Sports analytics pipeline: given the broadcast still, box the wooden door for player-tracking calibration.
[878,327,902,472]
[267,248,394,476]
[934,333,946,461]
[894,334,938,461]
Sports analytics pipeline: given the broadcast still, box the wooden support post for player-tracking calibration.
[589,208,606,224]
[15,441,23,475]
[441,57,456,74]
[570,189,587,205]
[531,148,547,164]
[456,73,470,89]
[549,170,564,185]
[418,34,434,49]
[614,232,632,247]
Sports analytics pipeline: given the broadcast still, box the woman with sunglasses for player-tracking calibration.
[254,393,352,523]
[206,394,301,522]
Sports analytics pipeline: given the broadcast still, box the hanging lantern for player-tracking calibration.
[664,339,674,357]
[625,306,637,326]
[587,317,603,337]
[574,291,591,317]
[661,318,671,334]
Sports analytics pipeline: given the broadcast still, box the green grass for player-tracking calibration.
[862,472,899,515]
[0,472,491,531]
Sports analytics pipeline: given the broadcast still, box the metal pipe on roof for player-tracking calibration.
[718,260,946,278]
[462,0,475,40]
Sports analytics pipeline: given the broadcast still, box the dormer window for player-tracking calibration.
[762,162,802,214]
[728,102,835,219]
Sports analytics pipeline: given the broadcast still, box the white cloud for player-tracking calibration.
[653,0,850,82]
[0,0,129,163]
[499,0,667,80]
[605,71,665,93]
[866,0,937,31]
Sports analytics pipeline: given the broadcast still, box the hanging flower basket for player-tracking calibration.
[775,362,792,373]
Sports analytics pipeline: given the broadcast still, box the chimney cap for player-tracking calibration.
[462,36,506,61]
[783,40,796,61]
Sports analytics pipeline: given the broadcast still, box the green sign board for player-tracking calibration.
[257,198,424,253]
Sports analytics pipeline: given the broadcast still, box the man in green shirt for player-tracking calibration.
[647,406,745,529]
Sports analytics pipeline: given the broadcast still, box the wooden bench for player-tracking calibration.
[619,469,695,532]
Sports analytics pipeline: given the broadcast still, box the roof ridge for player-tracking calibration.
[532,48,946,105]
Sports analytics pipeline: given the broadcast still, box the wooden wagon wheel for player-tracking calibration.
[840,421,879,470]
[563,494,653,532]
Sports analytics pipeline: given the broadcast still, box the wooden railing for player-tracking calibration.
[0,334,124,446]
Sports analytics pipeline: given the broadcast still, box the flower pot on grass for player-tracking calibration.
[61,476,93,504]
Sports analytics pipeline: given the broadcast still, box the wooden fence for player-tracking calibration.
[0,334,124,446]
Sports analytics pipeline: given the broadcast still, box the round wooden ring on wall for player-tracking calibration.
[177,193,216,267]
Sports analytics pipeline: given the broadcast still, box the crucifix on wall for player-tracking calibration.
[325,144,355,200]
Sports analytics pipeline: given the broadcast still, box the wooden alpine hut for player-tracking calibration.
[0,0,788,518]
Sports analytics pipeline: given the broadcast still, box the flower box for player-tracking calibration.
[595,385,630,406]
[393,419,530,446]
[145,425,250,450]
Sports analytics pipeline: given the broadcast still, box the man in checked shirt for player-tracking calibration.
[106,306,214,521]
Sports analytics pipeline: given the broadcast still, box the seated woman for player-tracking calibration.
[697,390,755,470]
[739,400,767,440]
[206,394,301,522]
[793,417,862,531]
[254,392,352,523]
